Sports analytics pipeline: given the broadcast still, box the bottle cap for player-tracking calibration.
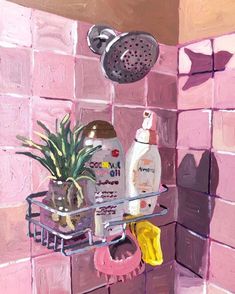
[83,120,117,139]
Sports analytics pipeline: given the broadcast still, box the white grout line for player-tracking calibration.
[206,283,231,294]
[77,98,111,104]
[217,150,235,156]
[0,257,30,269]
[217,109,235,113]
[144,76,148,107]
[150,69,177,77]
[76,54,99,61]
[73,21,78,56]
[0,201,26,209]
[110,83,115,125]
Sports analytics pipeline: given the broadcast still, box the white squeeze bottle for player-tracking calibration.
[83,121,125,238]
[126,110,161,216]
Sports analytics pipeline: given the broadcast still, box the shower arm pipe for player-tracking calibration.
[26,185,168,217]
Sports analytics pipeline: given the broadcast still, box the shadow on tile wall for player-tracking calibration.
[176,151,219,278]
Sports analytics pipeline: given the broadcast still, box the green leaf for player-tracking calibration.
[72,145,101,178]
[16,151,56,176]
[61,113,70,126]
[37,120,51,134]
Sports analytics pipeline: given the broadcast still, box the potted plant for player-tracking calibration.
[17,114,101,233]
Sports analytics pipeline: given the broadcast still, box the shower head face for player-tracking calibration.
[101,32,159,83]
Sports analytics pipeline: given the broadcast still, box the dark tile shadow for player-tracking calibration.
[176,151,219,278]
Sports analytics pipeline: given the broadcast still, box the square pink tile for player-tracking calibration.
[177,149,210,193]
[213,111,235,152]
[77,21,95,57]
[209,241,235,293]
[210,197,235,248]
[177,110,211,149]
[0,95,30,147]
[175,263,206,294]
[176,224,209,278]
[32,10,76,54]
[114,78,146,106]
[179,40,213,74]
[75,57,111,101]
[110,273,145,294]
[0,260,31,294]
[33,252,71,294]
[178,73,213,110]
[32,96,73,138]
[0,47,31,95]
[113,106,144,153]
[155,109,177,148]
[147,72,177,109]
[152,43,178,75]
[213,33,235,71]
[72,251,106,293]
[211,152,235,202]
[146,261,175,294]
[214,71,235,109]
[159,148,176,185]
[0,1,31,47]
[75,101,112,125]
[0,148,31,205]
[33,52,75,99]
[177,187,212,236]
[0,205,30,264]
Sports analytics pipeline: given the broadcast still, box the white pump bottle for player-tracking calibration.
[125,110,161,216]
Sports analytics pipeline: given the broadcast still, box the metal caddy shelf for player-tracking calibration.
[26,185,168,256]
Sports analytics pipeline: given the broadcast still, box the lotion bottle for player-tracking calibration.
[126,110,161,216]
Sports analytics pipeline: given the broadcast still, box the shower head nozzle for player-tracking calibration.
[87,25,159,84]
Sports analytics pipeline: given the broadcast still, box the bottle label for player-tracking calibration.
[86,148,124,218]
[134,157,156,193]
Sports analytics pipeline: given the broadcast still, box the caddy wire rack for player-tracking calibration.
[26,185,168,256]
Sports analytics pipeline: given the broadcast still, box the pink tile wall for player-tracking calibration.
[33,52,75,99]
[0,95,30,147]
[32,253,71,294]
[0,148,31,205]
[209,241,235,293]
[0,1,178,293]
[0,260,32,294]
[0,47,32,95]
[177,110,211,149]
[175,262,206,294]
[177,32,235,294]
[32,10,76,54]
[0,1,32,47]
[75,57,112,101]
[0,204,30,264]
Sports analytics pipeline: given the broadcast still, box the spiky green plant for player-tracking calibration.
[16,113,101,203]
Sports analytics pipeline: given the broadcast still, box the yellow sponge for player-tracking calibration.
[129,220,163,266]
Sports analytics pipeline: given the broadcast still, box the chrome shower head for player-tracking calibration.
[87,25,159,84]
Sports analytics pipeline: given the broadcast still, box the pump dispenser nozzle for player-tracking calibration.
[135,110,157,144]
[142,110,157,131]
